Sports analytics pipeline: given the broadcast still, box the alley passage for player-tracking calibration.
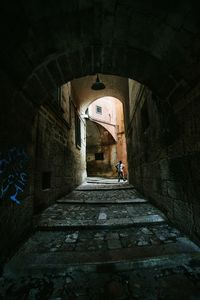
[1,178,200,299]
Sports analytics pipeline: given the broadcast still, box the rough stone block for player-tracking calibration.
[46,60,65,86]
[23,75,47,106]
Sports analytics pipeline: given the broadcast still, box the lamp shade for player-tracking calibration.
[91,74,105,90]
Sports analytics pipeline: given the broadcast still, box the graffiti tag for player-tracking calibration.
[0,147,29,204]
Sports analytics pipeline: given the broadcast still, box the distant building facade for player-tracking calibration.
[86,97,127,178]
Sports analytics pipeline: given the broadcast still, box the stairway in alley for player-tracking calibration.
[1,178,200,299]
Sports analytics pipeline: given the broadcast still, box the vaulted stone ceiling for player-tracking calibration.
[71,74,128,110]
[1,0,200,144]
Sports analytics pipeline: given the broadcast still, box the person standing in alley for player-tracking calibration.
[115,160,126,182]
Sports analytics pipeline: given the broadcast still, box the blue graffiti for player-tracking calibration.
[0,147,29,204]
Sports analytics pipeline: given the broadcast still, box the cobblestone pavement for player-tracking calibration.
[4,224,185,255]
[35,203,165,228]
[75,177,133,191]
[1,178,200,299]
[1,265,200,300]
[58,188,144,203]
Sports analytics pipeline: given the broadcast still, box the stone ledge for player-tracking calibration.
[57,198,148,204]
[4,249,200,277]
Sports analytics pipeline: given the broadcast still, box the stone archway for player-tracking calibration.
[1,0,200,264]
[1,1,199,148]
[1,1,200,129]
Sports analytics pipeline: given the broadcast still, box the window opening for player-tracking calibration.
[141,100,150,132]
[75,113,81,148]
[42,172,51,190]
[96,105,102,114]
[95,152,104,160]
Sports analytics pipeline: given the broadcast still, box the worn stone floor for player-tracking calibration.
[1,178,200,299]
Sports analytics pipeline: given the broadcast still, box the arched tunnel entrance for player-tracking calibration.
[1,1,200,296]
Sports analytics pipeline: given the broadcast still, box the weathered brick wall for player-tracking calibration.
[0,95,36,268]
[86,120,117,177]
[34,101,86,212]
[0,87,87,267]
[127,81,200,243]
[87,144,117,178]
[0,193,33,271]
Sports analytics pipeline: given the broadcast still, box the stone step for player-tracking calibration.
[75,184,134,191]
[57,197,148,204]
[59,188,144,203]
[34,202,166,230]
[4,222,200,277]
[35,214,166,230]
[2,260,200,300]
[4,240,200,277]
[3,254,200,299]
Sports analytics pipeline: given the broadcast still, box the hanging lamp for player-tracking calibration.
[91,74,105,90]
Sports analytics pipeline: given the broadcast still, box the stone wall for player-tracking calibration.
[86,120,117,177]
[0,84,87,267]
[127,80,200,243]
[34,100,86,212]
[0,92,37,268]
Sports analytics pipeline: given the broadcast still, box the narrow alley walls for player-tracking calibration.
[127,80,200,243]
[34,83,86,212]
[0,82,87,266]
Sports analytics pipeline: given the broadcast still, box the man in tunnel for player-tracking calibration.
[115,160,126,182]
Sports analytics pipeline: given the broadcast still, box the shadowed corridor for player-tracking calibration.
[1,1,200,298]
